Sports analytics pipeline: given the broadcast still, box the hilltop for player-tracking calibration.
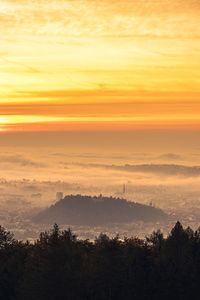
[33,194,167,225]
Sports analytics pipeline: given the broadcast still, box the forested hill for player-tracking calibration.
[33,194,167,225]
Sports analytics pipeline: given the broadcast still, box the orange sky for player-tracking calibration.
[0,0,200,132]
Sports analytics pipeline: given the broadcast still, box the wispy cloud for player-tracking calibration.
[0,154,46,167]
[62,162,200,178]
[1,58,41,73]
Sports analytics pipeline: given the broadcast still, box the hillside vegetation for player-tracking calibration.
[33,194,166,225]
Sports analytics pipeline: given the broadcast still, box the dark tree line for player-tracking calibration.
[0,222,200,299]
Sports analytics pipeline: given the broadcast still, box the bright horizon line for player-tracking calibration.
[1,114,200,132]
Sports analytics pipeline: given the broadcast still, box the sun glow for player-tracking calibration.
[0,115,68,124]
[0,113,200,133]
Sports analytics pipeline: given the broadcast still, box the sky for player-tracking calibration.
[0,0,200,133]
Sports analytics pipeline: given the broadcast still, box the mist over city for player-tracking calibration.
[1,137,200,242]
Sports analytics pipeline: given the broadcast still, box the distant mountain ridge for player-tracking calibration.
[33,194,167,225]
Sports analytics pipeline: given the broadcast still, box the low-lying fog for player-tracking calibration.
[1,145,200,240]
[1,148,200,211]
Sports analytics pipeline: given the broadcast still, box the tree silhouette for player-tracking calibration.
[0,222,200,299]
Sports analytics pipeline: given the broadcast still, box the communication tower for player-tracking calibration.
[56,192,63,202]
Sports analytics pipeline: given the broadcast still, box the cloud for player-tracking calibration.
[157,153,184,161]
[0,154,46,167]
[2,58,41,74]
[1,0,199,39]
[63,162,200,178]
[52,152,101,159]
